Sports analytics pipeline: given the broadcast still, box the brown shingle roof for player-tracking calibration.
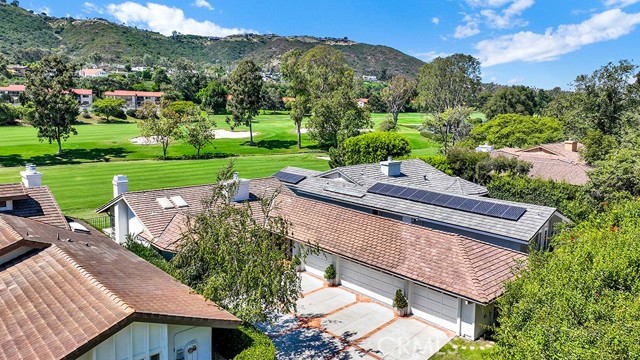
[492,143,593,185]
[0,214,240,360]
[105,177,525,304]
[4,185,70,230]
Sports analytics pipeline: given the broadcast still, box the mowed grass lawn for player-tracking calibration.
[0,153,330,219]
[0,112,439,167]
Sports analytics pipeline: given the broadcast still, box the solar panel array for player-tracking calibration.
[367,183,527,221]
[274,171,307,184]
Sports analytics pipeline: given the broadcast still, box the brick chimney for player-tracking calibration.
[564,140,578,152]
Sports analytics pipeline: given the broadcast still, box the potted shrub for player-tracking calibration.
[324,264,337,286]
[393,289,409,317]
[292,255,303,272]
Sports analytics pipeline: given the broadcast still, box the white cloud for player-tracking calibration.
[82,2,104,14]
[432,17,440,24]
[193,0,214,10]
[507,77,524,84]
[106,2,254,37]
[37,6,51,15]
[410,51,450,61]
[477,0,534,28]
[476,9,640,66]
[454,15,481,38]
[604,0,640,8]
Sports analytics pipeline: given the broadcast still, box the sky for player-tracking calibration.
[22,0,640,89]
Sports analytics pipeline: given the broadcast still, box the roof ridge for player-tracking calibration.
[38,185,70,231]
[0,217,24,242]
[52,245,135,313]
[454,236,487,302]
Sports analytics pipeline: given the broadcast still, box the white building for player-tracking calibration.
[79,68,108,77]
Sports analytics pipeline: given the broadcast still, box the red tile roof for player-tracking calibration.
[0,84,25,92]
[104,90,164,97]
[0,214,240,360]
[72,88,92,96]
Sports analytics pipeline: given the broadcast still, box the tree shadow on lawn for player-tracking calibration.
[240,139,298,150]
[0,147,132,167]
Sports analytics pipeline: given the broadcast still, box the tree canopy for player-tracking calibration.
[494,199,640,358]
[467,114,564,148]
[92,98,125,121]
[23,54,79,155]
[482,85,536,120]
[197,80,228,114]
[338,131,412,166]
[381,76,415,126]
[227,59,263,146]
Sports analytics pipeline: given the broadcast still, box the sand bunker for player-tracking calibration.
[130,136,161,145]
[212,129,258,139]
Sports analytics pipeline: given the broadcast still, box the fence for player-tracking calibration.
[84,216,111,231]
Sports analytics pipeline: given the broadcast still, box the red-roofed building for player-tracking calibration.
[357,98,369,107]
[0,85,93,108]
[104,90,164,110]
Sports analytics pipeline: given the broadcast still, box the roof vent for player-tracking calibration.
[170,196,188,208]
[156,197,175,209]
[380,157,402,177]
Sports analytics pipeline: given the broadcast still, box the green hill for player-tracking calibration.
[0,3,424,77]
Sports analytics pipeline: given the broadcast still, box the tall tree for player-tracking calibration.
[423,106,473,152]
[416,54,481,153]
[181,106,215,159]
[381,76,415,126]
[23,55,79,155]
[572,60,640,139]
[281,50,311,149]
[171,59,207,102]
[298,46,371,148]
[137,102,183,159]
[482,85,537,120]
[173,163,307,322]
[197,80,227,114]
[227,59,263,146]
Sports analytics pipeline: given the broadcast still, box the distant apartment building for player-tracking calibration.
[104,90,164,110]
[78,68,108,78]
[0,85,93,108]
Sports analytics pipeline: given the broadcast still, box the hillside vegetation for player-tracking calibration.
[0,3,423,77]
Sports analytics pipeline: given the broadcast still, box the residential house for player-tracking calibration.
[357,98,369,107]
[0,84,93,108]
[79,68,108,78]
[6,65,28,76]
[362,75,378,82]
[491,141,592,185]
[0,166,240,360]
[104,90,164,110]
[279,159,568,252]
[97,163,534,339]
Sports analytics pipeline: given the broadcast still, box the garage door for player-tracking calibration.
[341,259,405,305]
[412,284,459,332]
[304,250,333,277]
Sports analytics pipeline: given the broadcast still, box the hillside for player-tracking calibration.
[0,4,424,77]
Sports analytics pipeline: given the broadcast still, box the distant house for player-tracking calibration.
[0,85,93,108]
[357,98,369,107]
[79,68,108,78]
[362,75,378,82]
[104,90,164,110]
[6,65,28,76]
[0,165,240,359]
[491,141,593,185]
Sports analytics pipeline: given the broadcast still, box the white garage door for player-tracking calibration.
[412,284,459,332]
[341,259,405,306]
[304,250,333,277]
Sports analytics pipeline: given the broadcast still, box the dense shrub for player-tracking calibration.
[579,129,618,165]
[494,199,640,358]
[0,103,18,125]
[487,175,599,223]
[446,146,489,182]
[466,114,564,148]
[125,109,137,118]
[415,155,453,175]
[339,131,412,166]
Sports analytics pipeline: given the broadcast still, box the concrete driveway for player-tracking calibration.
[257,273,454,359]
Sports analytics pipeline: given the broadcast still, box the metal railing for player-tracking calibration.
[83,216,112,231]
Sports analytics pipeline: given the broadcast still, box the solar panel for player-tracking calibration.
[274,171,307,184]
[472,201,495,215]
[432,194,454,206]
[365,182,527,221]
[501,206,527,220]
[485,203,510,217]
[457,199,481,212]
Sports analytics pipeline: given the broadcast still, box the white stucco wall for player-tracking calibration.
[76,322,212,360]
[459,300,475,339]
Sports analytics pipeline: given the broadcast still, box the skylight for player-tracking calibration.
[170,196,188,208]
[156,197,174,209]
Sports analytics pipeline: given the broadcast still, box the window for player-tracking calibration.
[0,201,6,208]
[150,354,160,360]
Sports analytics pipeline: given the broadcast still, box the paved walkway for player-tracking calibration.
[256,272,454,359]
